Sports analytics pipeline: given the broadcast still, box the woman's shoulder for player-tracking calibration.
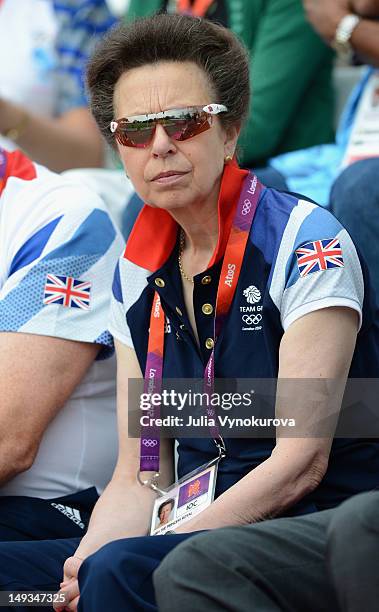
[252,187,342,263]
[113,254,151,312]
[260,187,342,233]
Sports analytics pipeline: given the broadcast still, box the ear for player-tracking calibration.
[224,122,241,158]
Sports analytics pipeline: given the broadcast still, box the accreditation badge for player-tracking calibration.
[149,459,218,535]
[342,70,379,167]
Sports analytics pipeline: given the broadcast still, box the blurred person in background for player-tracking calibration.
[0,0,116,171]
[268,0,379,295]
[304,0,379,295]
[269,0,379,207]
[0,147,123,541]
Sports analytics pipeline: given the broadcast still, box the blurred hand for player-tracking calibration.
[303,0,350,43]
[351,0,379,17]
[53,556,83,612]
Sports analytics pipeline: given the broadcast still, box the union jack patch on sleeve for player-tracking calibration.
[295,238,344,278]
[43,274,91,310]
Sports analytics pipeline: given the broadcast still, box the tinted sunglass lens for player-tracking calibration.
[179,114,210,140]
[162,113,210,141]
[113,118,153,147]
[116,130,151,147]
[163,119,188,140]
[115,131,131,146]
[114,110,212,147]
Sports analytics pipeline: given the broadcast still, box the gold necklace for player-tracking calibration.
[178,230,194,283]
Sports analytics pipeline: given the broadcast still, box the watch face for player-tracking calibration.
[333,14,360,56]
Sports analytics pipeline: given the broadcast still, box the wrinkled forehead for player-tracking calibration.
[113,60,215,118]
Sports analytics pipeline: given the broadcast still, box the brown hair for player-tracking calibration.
[158,498,175,518]
[86,13,250,147]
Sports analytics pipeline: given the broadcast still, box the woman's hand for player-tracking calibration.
[303,0,350,42]
[53,556,83,612]
[351,0,379,17]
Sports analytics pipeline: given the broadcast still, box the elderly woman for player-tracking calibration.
[0,13,378,612]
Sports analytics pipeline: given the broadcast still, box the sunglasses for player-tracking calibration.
[109,104,228,148]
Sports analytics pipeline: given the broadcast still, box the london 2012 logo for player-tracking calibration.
[243,285,261,304]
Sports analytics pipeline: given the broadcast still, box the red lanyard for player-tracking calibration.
[140,173,262,475]
[177,0,215,17]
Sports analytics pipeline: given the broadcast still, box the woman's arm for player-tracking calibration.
[349,16,379,66]
[77,341,174,554]
[303,0,379,67]
[175,306,358,532]
[0,0,114,171]
[0,99,104,172]
[55,341,174,610]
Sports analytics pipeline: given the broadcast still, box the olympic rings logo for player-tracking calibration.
[142,439,158,447]
[242,314,262,326]
[242,199,252,216]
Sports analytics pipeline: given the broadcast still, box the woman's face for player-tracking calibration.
[113,61,239,212]
[159,503,172,524]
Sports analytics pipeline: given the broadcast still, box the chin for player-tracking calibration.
[146,191,195,212]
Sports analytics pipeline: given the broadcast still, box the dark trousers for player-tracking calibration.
[0,532,194,612]
[0,537,80,597]
[0,492,377,612]
[155,491,379,612]
[0,489,97,611]
[0,488,98,541]
[78,532,195,611]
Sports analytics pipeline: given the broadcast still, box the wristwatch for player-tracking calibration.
[333,14,361,56]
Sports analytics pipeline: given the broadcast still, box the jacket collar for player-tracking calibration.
[123,161,249,271]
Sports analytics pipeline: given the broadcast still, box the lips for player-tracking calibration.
[152,170,189,181]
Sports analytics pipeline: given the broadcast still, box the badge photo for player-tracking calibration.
[150,461,218,536]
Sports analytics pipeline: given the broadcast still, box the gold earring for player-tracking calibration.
[224,155,233,163]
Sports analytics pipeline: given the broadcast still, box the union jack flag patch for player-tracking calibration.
[295,238,344,278]
[43,274,91,310]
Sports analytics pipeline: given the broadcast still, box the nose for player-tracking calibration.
[151,123,177,158]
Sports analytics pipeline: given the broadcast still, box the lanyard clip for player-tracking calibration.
[214,435,226,459]
[137,470,166,495]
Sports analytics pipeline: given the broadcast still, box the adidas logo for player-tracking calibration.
[51,504,85,529]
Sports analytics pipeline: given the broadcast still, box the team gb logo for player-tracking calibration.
[243,285,261,304]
